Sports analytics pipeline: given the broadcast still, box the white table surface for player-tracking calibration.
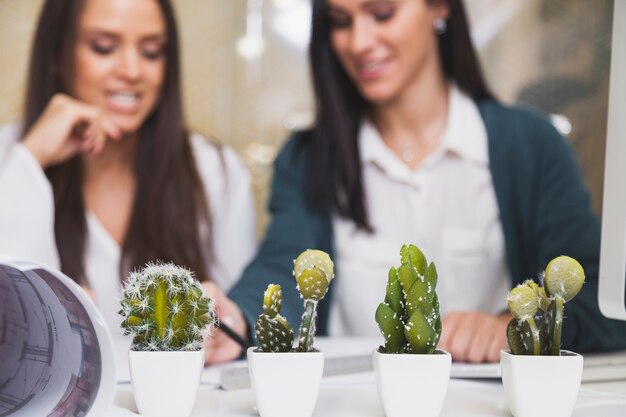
[111,338,626,417]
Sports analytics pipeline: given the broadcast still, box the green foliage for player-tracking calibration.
[118,262,214,351]
[506,256,585,356]
[375,244,442,354]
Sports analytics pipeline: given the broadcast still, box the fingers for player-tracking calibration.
[466,315,493,363]
[203,330,245,365]
[440,311,509,363]
[487,313,513,362]
[22,93,121,167]
[445,313,475,361]
[438,313,460,353]
[200,281,249,366]
[486,331,507,363]
[70,102,120,156]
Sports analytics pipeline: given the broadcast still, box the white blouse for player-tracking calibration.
[0,124,257,343]
[329,85,511,337]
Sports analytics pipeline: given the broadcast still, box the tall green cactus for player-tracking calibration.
[255,284,294,352]
[253,249,334,353]
[118,262,214,351]
[506,255,585,356]
[375,244,442,354]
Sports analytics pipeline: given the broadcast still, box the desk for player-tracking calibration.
[112,338,626,417]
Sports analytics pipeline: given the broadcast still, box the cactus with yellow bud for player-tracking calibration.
[254,249,334,352]
[506,255,585,356]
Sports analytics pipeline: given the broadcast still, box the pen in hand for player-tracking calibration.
[215,318,250,350]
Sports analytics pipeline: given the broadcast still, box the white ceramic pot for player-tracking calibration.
[373,349,451,417]
[500,349,583,417]
[247,347,324,417]
[129,349,204,417]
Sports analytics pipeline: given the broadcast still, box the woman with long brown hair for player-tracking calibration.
[0,0,256,352]
[206,0,626,364]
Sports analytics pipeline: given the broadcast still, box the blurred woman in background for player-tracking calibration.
[0,0,256,355]
[208,0,626,364]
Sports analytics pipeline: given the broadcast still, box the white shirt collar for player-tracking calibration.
[359,84,489,172]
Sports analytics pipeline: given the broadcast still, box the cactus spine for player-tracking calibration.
[119,262,214,351]
[506,255,585,356]
[375,244,442,354]
[255,284,294,352]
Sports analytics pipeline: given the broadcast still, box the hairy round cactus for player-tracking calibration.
[255,284,294,352]
[375,244,442,354]
[506,256,585,356]
[118,262,214,351]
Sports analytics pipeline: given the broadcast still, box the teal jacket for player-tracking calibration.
[229,100,626,353]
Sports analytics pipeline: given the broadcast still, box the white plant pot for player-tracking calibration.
[129,349,204,417]
[247,347,324,417]
[500,349,583,417]
[373,349,451,417]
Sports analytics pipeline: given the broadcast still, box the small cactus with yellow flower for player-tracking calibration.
[506,255,585,355]
[254,249,334,352]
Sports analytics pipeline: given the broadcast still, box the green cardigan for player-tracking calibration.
[229,100,626,353]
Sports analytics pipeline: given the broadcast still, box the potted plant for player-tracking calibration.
[247,249,334,417]
[118,262,214,417]
[373,244,451,417]
[500,255,585,417]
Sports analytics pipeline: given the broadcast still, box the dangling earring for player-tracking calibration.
[434,18,447,35]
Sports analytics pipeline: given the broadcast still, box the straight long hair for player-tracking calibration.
[23,0,213,285]
[308,0,494,230]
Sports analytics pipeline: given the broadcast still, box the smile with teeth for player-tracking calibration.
[108,92,140,106]
[356,59,389,79]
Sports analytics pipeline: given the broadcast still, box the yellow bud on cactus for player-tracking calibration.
[506,282,540,320]
[544,256,585,301]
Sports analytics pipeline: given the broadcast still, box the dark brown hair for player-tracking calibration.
[307,0,494,230]
[22,0,213,285]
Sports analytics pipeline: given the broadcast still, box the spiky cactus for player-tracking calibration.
[506,255,585,356]
[375,244,442,354]
[293,249,334,352]
[254,249,334,353]
[255,284,294,352]
[118,262,214,351]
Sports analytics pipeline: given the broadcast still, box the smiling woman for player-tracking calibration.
[72,0,166,134]
[206,0,626,366]
[0,0,256,353]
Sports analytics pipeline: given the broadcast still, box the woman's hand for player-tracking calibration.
[438,311,512,363]
[201,281,249,365]
[21,94,121,168]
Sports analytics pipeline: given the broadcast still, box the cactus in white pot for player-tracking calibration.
[505,255,585,356]
[375,244,442,354]
[249,249,334,417]
[501,255,586,417]
[119,262,214,417]
[373,244,451,417]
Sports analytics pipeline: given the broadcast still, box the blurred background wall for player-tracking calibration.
[0,0,613,234]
